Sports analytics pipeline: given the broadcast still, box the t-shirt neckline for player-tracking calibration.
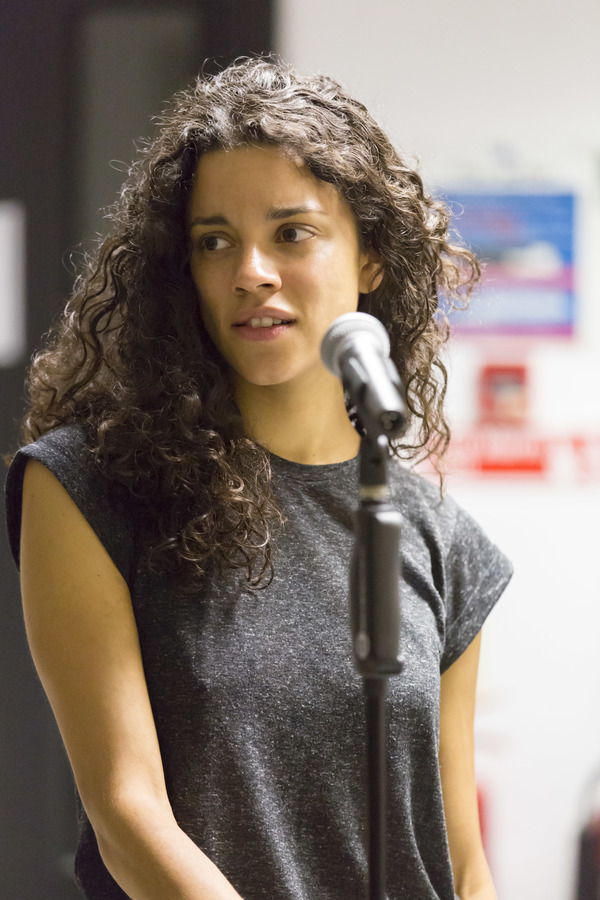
[269,451,359,483]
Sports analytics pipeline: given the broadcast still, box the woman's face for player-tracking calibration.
[187,145,381,392]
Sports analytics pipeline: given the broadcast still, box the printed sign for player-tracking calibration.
[445,193,576,337]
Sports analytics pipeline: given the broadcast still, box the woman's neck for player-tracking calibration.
[235,371,360,465]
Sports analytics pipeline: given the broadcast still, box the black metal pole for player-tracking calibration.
[366,677,388,900]
[351,435,404,900]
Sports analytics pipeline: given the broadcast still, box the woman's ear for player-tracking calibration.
[358,247,384,294]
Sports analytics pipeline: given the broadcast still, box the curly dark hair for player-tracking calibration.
[20,57,478,589]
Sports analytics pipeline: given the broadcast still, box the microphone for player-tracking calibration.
[321,312,407,440]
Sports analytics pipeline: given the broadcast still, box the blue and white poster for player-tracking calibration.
[444,192,576,337]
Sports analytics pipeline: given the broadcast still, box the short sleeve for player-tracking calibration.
[5,425,138,585]
[440,505,513,673]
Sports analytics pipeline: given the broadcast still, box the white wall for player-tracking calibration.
[276,0,600,159]
[450,478,600,900]
[277,3,600,898]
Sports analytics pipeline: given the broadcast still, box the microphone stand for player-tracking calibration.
[319,310,407,898]
[351,434,404,900]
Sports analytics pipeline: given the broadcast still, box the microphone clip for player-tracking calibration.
[342,350,407,441]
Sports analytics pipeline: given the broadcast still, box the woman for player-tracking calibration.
[6,58,512,899]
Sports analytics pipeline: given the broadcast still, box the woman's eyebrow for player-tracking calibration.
[190,215,228,228]
[189,205,327,229]
[267,205,327,220]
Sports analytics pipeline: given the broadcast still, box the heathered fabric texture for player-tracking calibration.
[6,425,512,900]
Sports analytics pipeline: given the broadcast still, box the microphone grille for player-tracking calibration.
[321,312,390,377]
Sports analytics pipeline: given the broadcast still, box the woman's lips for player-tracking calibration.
[233,307,296,327]
[233,320,295,341]
[232,309,296,341]
[242,316,291,328]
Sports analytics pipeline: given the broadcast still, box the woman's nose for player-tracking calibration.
[233,246,282,294]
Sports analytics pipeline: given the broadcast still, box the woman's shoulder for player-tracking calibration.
[388,460,508,568]
[388,460,459,531]
[15,422,93,463]
[5,424,139,582]
[6,423,104,511]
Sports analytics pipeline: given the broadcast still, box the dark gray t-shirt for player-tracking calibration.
[6,425,512,900]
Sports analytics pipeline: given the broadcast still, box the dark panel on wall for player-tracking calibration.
[202,0,275,70]
[0,2,274,897]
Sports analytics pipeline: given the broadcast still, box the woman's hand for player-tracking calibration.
[20,460,242,899]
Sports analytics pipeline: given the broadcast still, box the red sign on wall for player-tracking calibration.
[444,431,600,479]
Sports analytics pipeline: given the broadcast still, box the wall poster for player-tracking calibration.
[444,192,576,337]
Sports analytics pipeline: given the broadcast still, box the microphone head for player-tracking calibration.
[321,312,390,377]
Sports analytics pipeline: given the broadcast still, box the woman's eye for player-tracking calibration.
[278,225,312,243]
[198,235,230,252]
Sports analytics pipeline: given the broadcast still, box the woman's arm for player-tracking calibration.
[439,632,496,900]
[20,459,242,900]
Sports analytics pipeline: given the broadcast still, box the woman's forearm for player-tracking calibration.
[94,796,243,900]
